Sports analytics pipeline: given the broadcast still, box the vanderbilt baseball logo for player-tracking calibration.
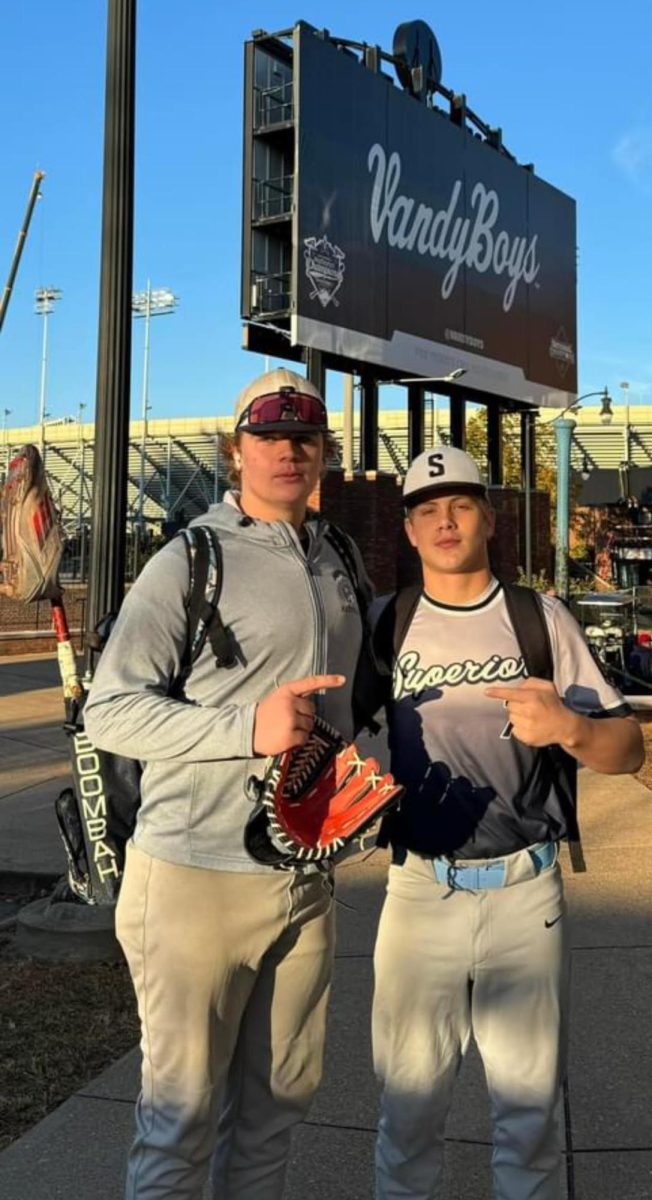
[303,235,346,308]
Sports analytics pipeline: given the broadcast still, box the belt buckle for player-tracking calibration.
[433,858,505,891]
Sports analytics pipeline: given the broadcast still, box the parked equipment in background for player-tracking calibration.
[576,591,652,694]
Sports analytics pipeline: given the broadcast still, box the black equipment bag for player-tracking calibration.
[323,521,385,736]
[54,525,233,905]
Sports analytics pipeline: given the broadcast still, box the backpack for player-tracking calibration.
[54,525,233,905]
[321,521,383,736]
[372,582,585,872]
[55,521,379,905]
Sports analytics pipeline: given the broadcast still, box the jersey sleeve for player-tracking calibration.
[541,595,632,717]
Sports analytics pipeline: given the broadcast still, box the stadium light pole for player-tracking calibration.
[35,286,62,456]
[132,282,178,535]
[554,388,613,602]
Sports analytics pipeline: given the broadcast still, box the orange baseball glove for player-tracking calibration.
[245,716,403,868]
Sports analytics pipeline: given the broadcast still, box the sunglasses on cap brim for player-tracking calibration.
[236,390,327,432]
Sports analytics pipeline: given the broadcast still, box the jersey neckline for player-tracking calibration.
[421,579,503,613]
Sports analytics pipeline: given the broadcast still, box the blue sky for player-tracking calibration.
[1,1,651,429]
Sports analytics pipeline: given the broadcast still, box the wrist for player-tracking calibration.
[558,706,585,751]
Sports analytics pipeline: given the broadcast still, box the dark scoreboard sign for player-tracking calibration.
[291,27,577,406]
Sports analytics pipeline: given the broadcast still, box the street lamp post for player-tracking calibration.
[620,381,630,465]
[366,368,467,468]
[343,374,355,471]
[554,388,613,601]
[393,368,467,459]
[131,283,178,535]
[35,286,62,457]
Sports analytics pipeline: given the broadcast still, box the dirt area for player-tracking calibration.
[0,917,139,1151]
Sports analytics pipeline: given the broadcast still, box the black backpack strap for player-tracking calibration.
[502,583,553,680]
[178,526,238,673]
[373,584,422,851]
[502,583,585,872]
[393,585,423,658]
[323,522,382,734]
[372,584,422,674]
[323,522,366,606]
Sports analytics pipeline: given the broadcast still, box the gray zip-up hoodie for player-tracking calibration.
[83,495,368,872]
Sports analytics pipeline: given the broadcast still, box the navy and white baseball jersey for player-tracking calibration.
[384,578,630,858]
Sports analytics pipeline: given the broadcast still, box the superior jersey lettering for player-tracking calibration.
[367,142,540,313]
[394,649,525,700]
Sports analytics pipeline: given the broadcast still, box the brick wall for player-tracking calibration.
[313,472,553,592]
[311,471,405,593]
[488,489,552,580]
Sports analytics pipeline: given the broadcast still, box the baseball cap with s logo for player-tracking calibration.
[403,446,487,509]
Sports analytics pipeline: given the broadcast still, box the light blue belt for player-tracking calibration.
[431,842,557,890]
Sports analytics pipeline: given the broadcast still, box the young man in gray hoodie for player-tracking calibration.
[84,367,371,1200]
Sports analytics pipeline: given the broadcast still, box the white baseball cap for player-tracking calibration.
[234,368,328,434]
[403,446,487,508]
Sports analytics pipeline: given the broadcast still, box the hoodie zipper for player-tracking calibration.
[280,525,327,713]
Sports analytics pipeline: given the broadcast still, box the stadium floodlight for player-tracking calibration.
[131,282,178,532]
[35,286,62,454]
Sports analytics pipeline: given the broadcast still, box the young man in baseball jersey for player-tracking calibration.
[372,446,643,1200]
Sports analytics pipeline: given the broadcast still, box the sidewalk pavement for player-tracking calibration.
[0,653,651,1199]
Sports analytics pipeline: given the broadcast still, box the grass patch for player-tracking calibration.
[0,930,139,1150]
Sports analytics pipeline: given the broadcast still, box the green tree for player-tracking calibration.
[464,408,578,535]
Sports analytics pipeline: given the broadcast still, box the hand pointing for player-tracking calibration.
[253,674,346,755]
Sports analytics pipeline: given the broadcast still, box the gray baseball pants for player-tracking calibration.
[116,842,335,1200]
[373,845,568,1200]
